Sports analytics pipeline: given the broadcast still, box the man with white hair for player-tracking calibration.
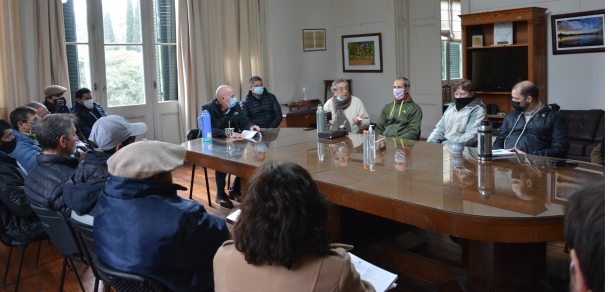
[95,140,229,292]
[200,85,260,208]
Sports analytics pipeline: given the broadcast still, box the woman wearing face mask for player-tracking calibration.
[375,77,422,140]
[427,79,486,147]
[323,78,370,134]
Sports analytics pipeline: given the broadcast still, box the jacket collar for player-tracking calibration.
[0,152,17,165]
[36,154,80,168]
[83,150,113,165]
[104,175,188,199]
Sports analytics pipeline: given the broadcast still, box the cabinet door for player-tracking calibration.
[286,113,314,128]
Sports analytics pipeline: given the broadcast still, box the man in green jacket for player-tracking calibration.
[376,77,422,140]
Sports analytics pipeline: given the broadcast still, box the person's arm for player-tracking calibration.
[202,103,226,138]
[323,100,335,129]
[590,142,603,165]
[427,112,447,143]
[75,113,93,140]
[530,112,570,158]
[236,107,256,132]
[339,253,376,292]
[492,113,512,150]
[357,101,371,131]
[398,106,422,141]
[268,94,283,128]
[0,167,34,219]
[454,105,487,146]
[375,106,388,135]
[239,98,251,121]
[95,102,108,117]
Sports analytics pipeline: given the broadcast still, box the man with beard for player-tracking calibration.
[493,81,569,157]
[323,78,370,134]
[0,119,47,243]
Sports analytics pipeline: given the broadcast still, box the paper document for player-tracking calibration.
[349,252,398,292]
[226,209,241,224]
[492,149,516,157]
[241,130,262,142]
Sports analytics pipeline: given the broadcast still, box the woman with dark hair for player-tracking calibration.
[214,162,374,292]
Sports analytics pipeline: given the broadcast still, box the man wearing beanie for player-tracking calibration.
[43,85,71,114]
[94,140,229,292]
[63,115,147,226]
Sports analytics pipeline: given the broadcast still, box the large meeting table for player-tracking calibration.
[183,128,604,291]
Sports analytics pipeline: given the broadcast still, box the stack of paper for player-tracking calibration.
[492,149,516,157]
[349,253,398,292]
[241,130,262,142]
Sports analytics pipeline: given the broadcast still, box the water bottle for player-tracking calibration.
[316,104,325,133]
[367,125,376,160]
[477,120,492,161]
[362,130,369,169]
[302,87,307,101]
[199,110,212,142]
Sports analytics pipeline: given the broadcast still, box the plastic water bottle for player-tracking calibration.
[198,110,213,142]
[362,130,369,169]
[302,88,307,101]
[316,104,325,133]
[477,120,492,161]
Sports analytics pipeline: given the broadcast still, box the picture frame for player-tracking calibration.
[303,29,326,51]
[341,33,383,72]
[551,9,605,55]
[472,35,483,47]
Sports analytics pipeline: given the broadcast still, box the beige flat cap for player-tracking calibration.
[108,140,186,180]
[44,85,67,97]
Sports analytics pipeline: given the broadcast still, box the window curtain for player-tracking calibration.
[176,0,262,140]
[0,0,27,119]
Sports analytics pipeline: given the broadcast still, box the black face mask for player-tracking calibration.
[512,101,526,112]
[455,97,475,111]
[0,138,17,154]
[53,97,66,107]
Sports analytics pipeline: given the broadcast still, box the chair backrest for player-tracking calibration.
[71,223,105,281]
[30,204,83,260]
[93,255,170,292]
[186,129,201,141]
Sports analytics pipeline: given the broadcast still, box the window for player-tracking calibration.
[441,0,461,83]
[62,0,177,106]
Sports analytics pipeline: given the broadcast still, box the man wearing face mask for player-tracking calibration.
[201,85,260,208]
[323,78,370,134]
[240,76,282,129]
[0,119,47,244]
[9,106,42,173]
[71,87,108,139]
[43,85,71,114]
[376,77,422,140]
[493,81,569,158]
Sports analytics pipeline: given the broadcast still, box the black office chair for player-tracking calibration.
[186,129,231,207]
[0,212,48,292]
[30,204,89,292]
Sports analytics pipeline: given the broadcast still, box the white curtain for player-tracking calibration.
[0,0,27,119]
[176,0,262,138]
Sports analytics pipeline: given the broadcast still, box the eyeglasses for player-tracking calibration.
[334,86,349,92]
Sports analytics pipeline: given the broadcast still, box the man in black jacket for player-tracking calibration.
[240,76,282,128]
[63,115,147,226]
[71,88,108,139]
[0,119,47,242]
[492,81,569,158]
[24,114,81,218]
[201,85,260,208]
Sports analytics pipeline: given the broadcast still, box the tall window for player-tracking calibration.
[63,0,177,106]
[441,0,461,83]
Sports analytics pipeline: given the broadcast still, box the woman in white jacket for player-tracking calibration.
[427,79,486,147]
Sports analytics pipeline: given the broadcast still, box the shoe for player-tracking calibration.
[227,189,242,202]
[215,193,234,209]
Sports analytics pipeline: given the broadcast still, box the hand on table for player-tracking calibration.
[250,125,261,131]
[506,147,526,154]
[230,133,245,140]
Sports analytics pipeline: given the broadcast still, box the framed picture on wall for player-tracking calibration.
[341,33,383,72]
[551,9,605,55]
[303,29,326,51]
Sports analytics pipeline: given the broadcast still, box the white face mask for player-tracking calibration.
[393,88,405,100]
[84,99,94,109]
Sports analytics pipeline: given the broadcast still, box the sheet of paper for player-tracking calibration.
[226,209,241,223]
[492,149,517,156]
[241,130,260,139]
[349,252,398,292]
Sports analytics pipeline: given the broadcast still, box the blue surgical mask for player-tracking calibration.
[253,87,264,95]
[228,97,238,108]
[336,96,344,102]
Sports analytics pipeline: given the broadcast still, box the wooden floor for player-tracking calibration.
[0,164,569,292]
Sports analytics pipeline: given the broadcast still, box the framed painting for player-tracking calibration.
[341,33,383,72]
[551,10,605,55]
[303,29,326,51]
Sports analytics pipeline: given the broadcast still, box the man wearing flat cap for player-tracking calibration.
[63,115,147,226]
[94,140,229,292]
[43,85,71,114]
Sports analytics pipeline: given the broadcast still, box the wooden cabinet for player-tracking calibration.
[460,7,547,118]
[284,109,317,128]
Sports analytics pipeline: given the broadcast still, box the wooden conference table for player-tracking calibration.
[183,128,604,291]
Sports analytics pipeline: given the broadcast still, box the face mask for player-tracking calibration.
[0,138,17,154]
[512,100,527,112]
[54,97,66,107]
[256,143,267,152]
[84,99,94,109]
[336,96,344,102]
[393,88,406,100]
[395,149,406,163]
[253,87,264,96]
[228,97,238,108]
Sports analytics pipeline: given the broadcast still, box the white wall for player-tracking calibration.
[468,0,605,110]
